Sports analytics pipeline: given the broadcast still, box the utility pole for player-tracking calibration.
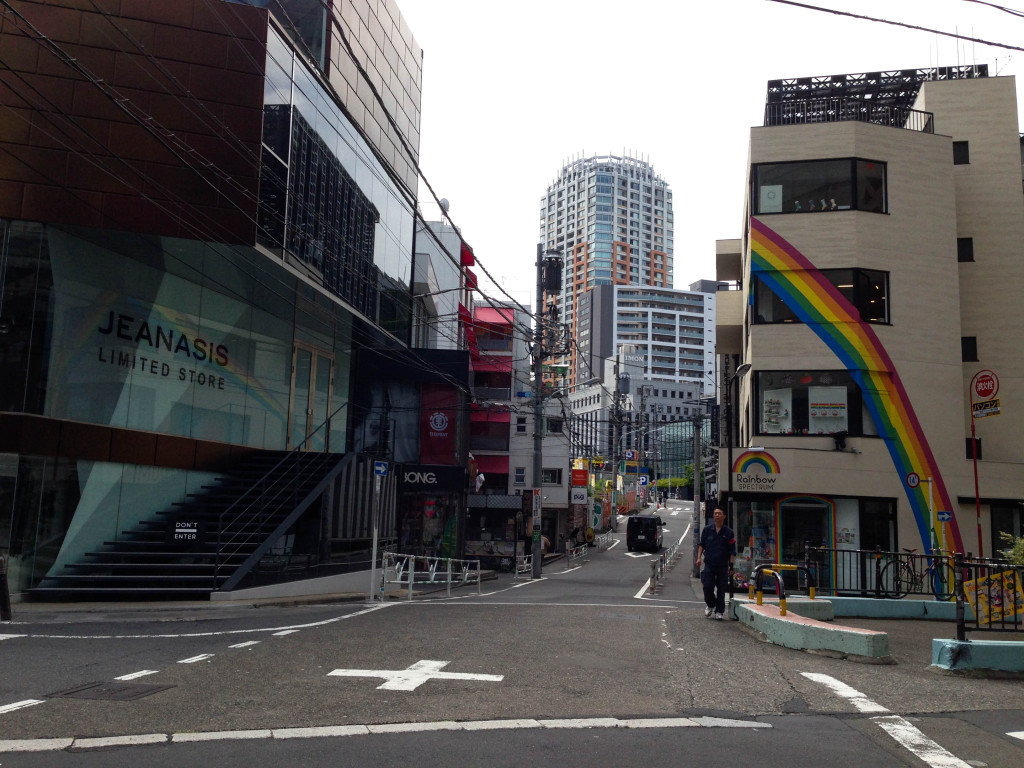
[531,244,563,578]
[691,413,703,576]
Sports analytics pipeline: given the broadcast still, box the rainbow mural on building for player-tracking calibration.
[733,450,780,475]
[749,217,963,553]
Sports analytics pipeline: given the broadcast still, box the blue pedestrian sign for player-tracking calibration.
[374,461,389,476]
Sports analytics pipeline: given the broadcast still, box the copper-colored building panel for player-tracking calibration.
[59,420,112,461]
[110,428,158,465]
[155,434,198,469]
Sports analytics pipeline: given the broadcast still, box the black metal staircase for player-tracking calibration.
[29,451,353,600]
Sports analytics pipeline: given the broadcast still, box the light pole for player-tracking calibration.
[723,362,752,502]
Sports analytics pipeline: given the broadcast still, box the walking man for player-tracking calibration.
[696,506,736,620]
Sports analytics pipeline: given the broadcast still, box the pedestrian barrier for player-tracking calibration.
[751,565,789,616]
[381,552,481,600]
[0,554,11,621]
[594,532,613,551]
[513,554,533,579]
[647,542,683,594]
[565,544,588,568]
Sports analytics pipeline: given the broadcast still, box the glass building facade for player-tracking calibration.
[0,1,428,596]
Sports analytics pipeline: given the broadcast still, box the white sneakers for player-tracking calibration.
[714,612,724,621]
[704,606,714,618]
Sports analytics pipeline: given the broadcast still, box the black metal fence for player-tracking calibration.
[797,545,1023,637]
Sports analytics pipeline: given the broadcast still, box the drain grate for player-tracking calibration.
[47,681,176,701]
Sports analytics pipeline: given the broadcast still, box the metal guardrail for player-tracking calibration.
[647,542,684,594]
[381,552,481,600]
[0,554,11,621]
[954,552,1024,639]
[513,554,533,580]
[566,544,588,568]
[594,532,613,552]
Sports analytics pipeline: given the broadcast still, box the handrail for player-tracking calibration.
[213,402,350,590]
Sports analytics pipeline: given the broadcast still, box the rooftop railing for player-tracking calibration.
[764,96,934,133]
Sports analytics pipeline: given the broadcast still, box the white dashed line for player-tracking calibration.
[229,640,261,648]
[802,673,972,768]
[114,670,158,681]
[0,700,44,715]
[272,630,299,636]
[0,716,771,752]
[1008,731,1024,741]
[0,634,26,641]
[178,654,215,664]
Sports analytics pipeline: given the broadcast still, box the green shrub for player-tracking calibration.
[998,531,1024,565]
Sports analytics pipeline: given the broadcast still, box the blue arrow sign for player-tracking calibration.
[936,510,952,522]
[374,461,389,476]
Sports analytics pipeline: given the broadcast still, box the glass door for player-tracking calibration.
[289,345,333,451]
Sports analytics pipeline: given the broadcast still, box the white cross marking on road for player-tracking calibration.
[328,660,503,691]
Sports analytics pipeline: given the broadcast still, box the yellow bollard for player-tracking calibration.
[780,597,787,616]
[809,586,816,600]
[748,581,755,600]
[756,589,763,606]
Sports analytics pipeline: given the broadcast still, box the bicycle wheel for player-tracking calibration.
[879,560,912,598]
[930,560,955,601]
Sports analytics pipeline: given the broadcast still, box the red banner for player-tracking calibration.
[420,384,458,465]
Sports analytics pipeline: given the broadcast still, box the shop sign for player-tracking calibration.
[732,450,780,492]
[972,398,1000,419]
[571,469,588,487]
[399,465,466,491]
[570,487,587,504]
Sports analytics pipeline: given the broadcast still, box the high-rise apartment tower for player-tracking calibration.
[540,154,673,384]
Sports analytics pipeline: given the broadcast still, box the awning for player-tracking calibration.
[474,307,514,326]
[475,454,509,474]
[460,241,475,266]
[465,268,478,290]
[470,410,511,423]
[472,357,512,374]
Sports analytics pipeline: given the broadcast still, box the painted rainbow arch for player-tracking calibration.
[733,450,780,475]
[749,218,963,553]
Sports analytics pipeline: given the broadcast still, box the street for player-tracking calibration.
[2,500,1023,767]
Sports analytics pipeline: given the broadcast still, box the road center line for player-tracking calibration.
[0,700,44,715]
[178,654,215,664]
[115,670,158,681]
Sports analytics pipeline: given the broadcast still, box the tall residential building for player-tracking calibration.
[540,154,673,386]
[717,66,1024,574]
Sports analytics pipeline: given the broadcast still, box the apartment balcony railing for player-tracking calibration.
[764,96,934,133]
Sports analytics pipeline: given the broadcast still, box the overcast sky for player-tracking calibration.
[398,0,1024,308]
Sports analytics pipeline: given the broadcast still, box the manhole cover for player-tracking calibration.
[47,681,175,701]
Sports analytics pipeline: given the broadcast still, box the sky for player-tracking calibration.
[398,0,1024,309]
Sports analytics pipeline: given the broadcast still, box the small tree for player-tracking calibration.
[998,531,1024,565]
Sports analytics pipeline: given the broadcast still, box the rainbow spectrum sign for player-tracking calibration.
[749,218,963,553]
[732,450,780,491]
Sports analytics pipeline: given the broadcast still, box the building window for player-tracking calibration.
[541,468,563,485]
[953,141,970,165]
[755,369,872,437]
[957,237,974,262]
[754,269,889,324]
[752,158,887,215]
[966,437,982,460]
[514,467,526,485]
[547,417,563,434]
[516,416,527,434]
[961,336,978,362]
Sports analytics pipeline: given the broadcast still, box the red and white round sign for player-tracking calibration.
[973,370,998,401]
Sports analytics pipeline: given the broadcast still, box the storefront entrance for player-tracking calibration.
[779,499,831,561]
[289,344,333,451]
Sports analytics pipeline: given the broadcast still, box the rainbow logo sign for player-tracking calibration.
[749,218,962,552]
[732,450,780,474]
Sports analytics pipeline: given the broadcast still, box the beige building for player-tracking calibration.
[716,67,1023,581]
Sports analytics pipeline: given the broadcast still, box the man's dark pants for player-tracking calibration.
[702,565,729,614]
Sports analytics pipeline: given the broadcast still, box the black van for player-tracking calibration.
[626,515,664,552]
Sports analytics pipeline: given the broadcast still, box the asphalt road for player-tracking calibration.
[2,499,1022,767]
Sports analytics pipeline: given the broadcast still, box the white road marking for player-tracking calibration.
[114,670,158,681]
[229,640,261,649]
[178,654,215,664]
[272,630,299,636]
[802,673,972,768]
[7,603,392,640]
[0,716,772,752]
[0,634,26,641]
[328,659,503,691]
[1007,731,1024,741]
[0,700,44,715]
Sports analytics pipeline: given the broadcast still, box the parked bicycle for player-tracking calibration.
[879,548,954,600]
